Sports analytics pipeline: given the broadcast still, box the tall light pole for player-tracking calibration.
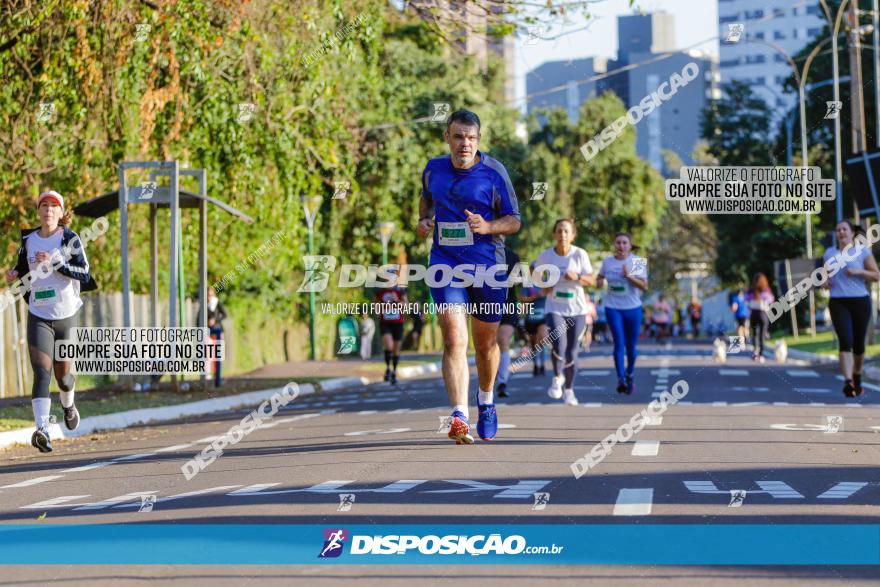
[378,221,395,266]
[818,0,850,226]
[303,195,322,361]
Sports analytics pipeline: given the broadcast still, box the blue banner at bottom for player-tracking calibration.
[0,524,877,565]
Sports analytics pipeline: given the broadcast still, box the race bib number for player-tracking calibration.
[554,290,575,299]
[437,222,473,246]
[32,286,58,306]
[609,283,627,294]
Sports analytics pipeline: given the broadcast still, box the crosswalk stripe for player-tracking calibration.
[62,462,112,473]
[0,475,63,489]
[613,488,653,516]
[631,441,660,456]
[20,495,91,509]
[787,369,820,378]
[817,482,869,499]
[719,369,749,376]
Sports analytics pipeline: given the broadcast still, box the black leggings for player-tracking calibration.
[26,312,77,399]
[829,296,871,354]
[750,310,769,355]
[546,313,586,389]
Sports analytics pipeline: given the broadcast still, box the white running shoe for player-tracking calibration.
[547,375,564,399]
[563,388,579,406]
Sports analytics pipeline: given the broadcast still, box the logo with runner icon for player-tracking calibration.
[727,335,745,353]
[728,490,747,507]
[297,255,337,293]
[337,494,356,512]
[319,528,348,558]
[532,492,550,510]
[530,182,548,201]
[337,336,356,355]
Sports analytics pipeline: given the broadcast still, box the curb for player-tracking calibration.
[768,343,880,380]
[0,356,459,450]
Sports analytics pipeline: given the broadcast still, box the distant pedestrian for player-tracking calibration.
[205,288,227,387]
[359,310,376,360]
[687,297,702,338]
[746,273,774,364]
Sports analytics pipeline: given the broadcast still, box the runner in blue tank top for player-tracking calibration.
[417,109,521,445]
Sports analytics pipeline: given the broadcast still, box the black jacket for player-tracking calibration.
[14,226,98,304]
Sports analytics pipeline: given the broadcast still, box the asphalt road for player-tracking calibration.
[1,340,878,585]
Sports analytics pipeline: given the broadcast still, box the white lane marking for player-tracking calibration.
[1,475,64,489]
[388,408,411,414]
[631,441,660,456]
[651,369,680,375]
[74,491,157,511]
[497,423,517,429]
[772,402,790,406]
[719,369,748,376]
[155,444,194,453]
[613,488,653,516]
[510,373,532,379]
[808,402,827,406]
[343,428,411,436]
[794,388,831,394]
[770,423,829,431]
[20,495,91,509]
[787,370,820,378]
[753,387,770,392]
[651,392,663,398]
[114,485,243,508]
[357,410,378,415]
[112,453,155,462]
[580,370,610,376]
[836,375,880,392]
[654,386,666,390]
[756,481,803,498]
[732,386,749,391]
[228,483,282,495]
[711,401,728,406]
[817,482,869,499]
[844,403,863,408]
[582,402,602,408]
[62,462,111,473]
[195,435,221,443]
[731,402,764,406]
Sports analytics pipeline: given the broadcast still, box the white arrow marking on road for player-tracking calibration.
[422,479,552,499]
[719,369,748,376]
[787,370,820,378]
[0,476,63,489]
[631,441,660,456]
[62,462,112,473]
[344,428,411,436]
[114,485,243,508]
[613,488,653,516]
[684,480,803,499]
[817,482,870,499]
[74,491,157,511]
[20,495,91,509]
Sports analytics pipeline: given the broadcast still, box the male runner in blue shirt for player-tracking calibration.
[417,109,521,444]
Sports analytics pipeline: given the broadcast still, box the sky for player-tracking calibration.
[513,0,719,111]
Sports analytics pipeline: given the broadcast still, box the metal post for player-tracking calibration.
[831,2,847,225]
[784,259,799,339]
[169,160,179,391]
[874,0,880,150]
[308,226,316,361]
[119,165,131,329]
[150,204,158,328]
[198,172,208,388]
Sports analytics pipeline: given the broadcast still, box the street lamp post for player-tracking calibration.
[378,222,395,266]
[303,195,323,361]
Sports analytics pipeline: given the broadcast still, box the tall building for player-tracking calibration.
[526,12,718,173]
[718,1,824,120]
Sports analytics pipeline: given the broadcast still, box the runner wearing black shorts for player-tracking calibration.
[495,246,520,398]
[375,285,407,384]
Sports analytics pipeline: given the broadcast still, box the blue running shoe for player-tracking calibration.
[447,410,474,445]
[476,399,497,441]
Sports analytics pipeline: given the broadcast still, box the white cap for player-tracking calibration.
[37,190,64,210]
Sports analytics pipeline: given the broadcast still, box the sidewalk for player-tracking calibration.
[242,352,443,380]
